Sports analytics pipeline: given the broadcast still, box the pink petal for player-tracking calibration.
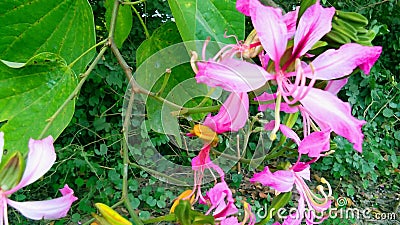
[250,166,295,192]
[283,7,299,38]
[299,88,366,152]
[221,217,241,225]
[191,144,225,179]
[264,121,301,145]
[6,136,56,194]
[7,184,77,220]
[293,3,335,58]
[236,0,250,16]
[214,202,238,220]
[249,2,288,62]
[191,144,211,169]
[279,124,301,145]
[298,131,331,158]
[196,58,272,92]
[324,78,348,95]
[255,92,298,113]
[205,182,234,205]
[0,132,4,162]
[204,92,249,133]
[294,165,310,181]
[306,43,382,80]
[203,181,237,219]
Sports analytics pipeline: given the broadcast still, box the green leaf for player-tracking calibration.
[192,214,215,225]
[382,107,394,117]
[298,0,317,24]
[0,53,77,160]
[136,22,210,146]
[0,0,96,73]
[168,0,245,43]
[174,200,192,225]
[264,192,292,222]
[136,22,183,67]
[105,0,133,48]
[394,131,400,140]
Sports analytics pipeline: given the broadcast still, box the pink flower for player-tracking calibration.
[294,86,366,152]
[219,201,256,225]
[192,144,225,180]
[203,92,249,133]
[250,165,332,224]
[258,85,368,152]
[200,181,238,220]
[0,133,77,224]
[220,216,241,225]
[264,121,331,159]
[302,43,381,80]
[244,0,335,104]
[195,57,272,93]
[197,1,381,152]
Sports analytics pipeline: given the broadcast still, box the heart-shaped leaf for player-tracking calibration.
[0,0,95,73]
[0,53,77,161]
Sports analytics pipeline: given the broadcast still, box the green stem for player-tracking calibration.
[68,39,108,69]
[108,0,120,39]
[142,214,176,224]
[39,45,108,139]
[196,87,215,108]
[156,69,171,96]
[109,40,185,112]
[121,0,146,5]
[211,148,258,164]
[171,105,221,116]
[130,4,150,39]
[108,1,143,223]
[121,84,144,225]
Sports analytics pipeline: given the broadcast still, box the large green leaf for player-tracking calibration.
[136,22,183,67]
[105,0,133,48]
[0,53,77,160]
[0,0,95,73]
[135,22,210,146]
[168,0,245,43]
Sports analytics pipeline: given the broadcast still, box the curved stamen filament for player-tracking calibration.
[295,63,317,101]
[295,174,331,209]
[224,31,241,45]
[301,108,311,136]
[281,59,304,98]
[269,92,282,141]
[190,51,199,74]
[280,60,318,106]
[212,44,241,61]
[202,37,211,60]
[320,177,332,197]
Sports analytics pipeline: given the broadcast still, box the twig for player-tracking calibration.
[39,45,108,139]
[130,4,150,39]
[121,0,146,5]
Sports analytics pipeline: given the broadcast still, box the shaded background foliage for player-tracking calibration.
[10,0,399,224]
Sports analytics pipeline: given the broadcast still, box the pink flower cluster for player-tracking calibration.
[187,0,382,224]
